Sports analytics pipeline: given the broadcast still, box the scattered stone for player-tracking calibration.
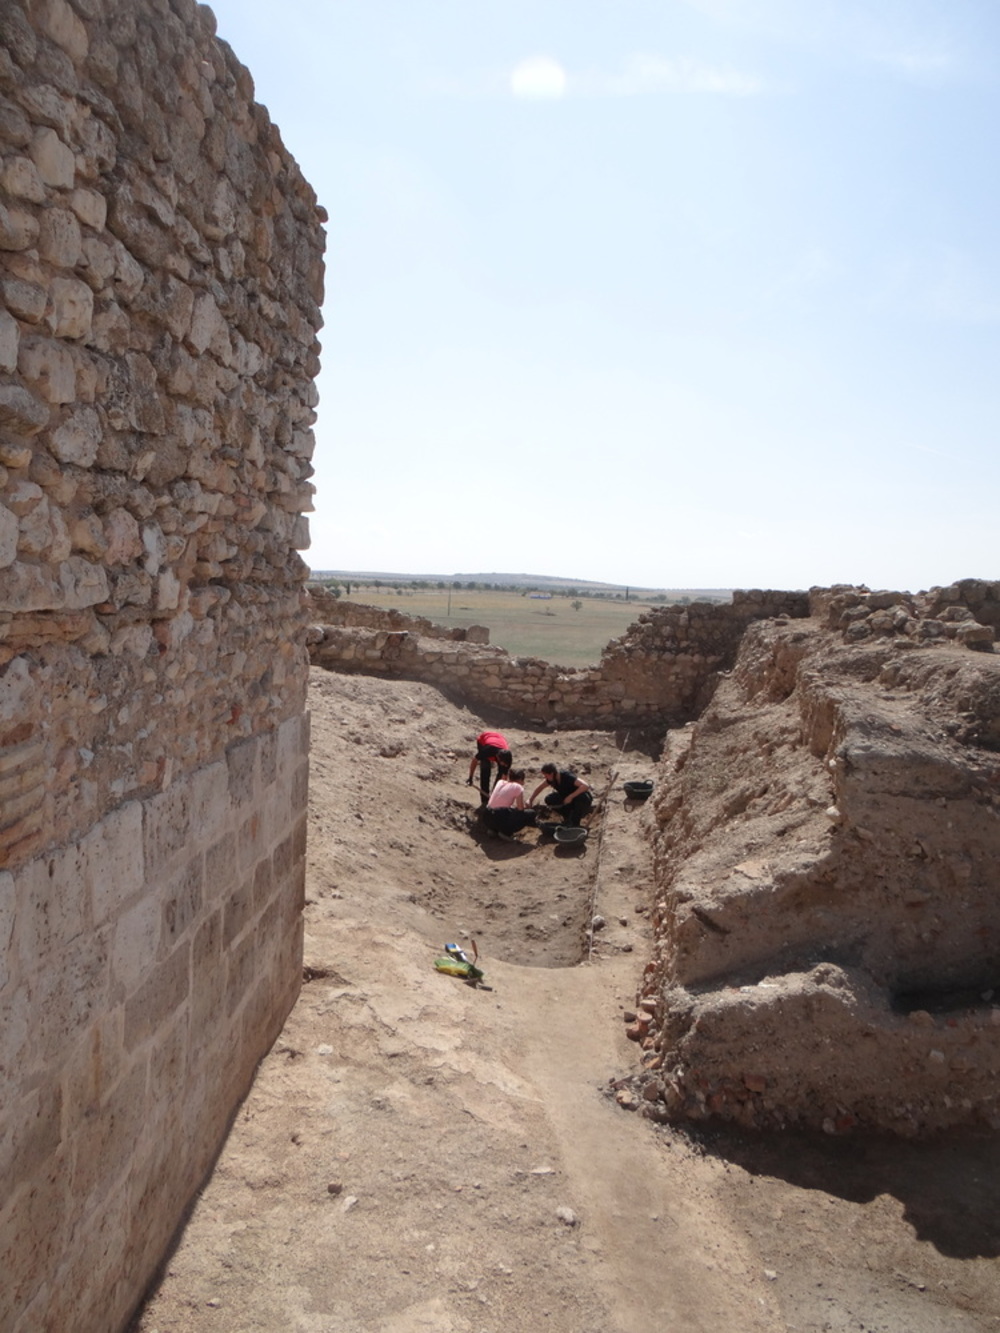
[555,1206,578,1227]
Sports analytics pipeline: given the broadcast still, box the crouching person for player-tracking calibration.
[530,763,594,826]
[484,769,537,838]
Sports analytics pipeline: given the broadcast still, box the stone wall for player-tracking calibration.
[308,585,490,643]
[624,583,1000,1135]
[307,589,809,730]
[0,2,323,1329]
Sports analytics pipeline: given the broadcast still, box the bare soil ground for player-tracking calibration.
[133,669,1000,1332]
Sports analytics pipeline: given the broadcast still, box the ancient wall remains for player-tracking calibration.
[310,576,1000,1135]
[624,583,1000,1135]
[1,2,324,1329]
[307,589,809,730]
[308,585,490,643]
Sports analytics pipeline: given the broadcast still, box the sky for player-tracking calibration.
[207,0,1000,592]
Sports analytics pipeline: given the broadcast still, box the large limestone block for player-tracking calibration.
[0,557,109,612]
[59,557,109,610]
[30,126,75,189]
[1,155,45,203]
[17,493,71,561]
[78,801,145,928]
[18,337,77,404]
[69,187,107,231]
[37,0,89,60]
[48,277,94,339]
[50,406,100,466]
[0,383,48,436]
[0,200,40,250]
[2,276,46,322]
[37,207,82,267]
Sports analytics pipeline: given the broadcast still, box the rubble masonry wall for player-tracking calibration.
[307,589,810,729]
[0,2,323,1329]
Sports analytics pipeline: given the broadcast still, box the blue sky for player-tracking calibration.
[208,0,1000,591]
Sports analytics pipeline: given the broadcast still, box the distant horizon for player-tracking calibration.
[309,568,738,595]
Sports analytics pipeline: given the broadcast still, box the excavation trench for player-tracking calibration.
[134,668,1000,1333]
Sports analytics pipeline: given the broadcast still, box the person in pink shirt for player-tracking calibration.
[485,769,537,838]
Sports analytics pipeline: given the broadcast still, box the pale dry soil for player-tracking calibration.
[134,670,1000,1332]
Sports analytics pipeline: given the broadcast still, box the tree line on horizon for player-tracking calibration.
[308,575,727,606]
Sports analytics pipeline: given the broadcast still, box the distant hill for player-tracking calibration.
[310,569,733,600]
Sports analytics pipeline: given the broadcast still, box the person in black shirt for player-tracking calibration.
[529,763,593,827]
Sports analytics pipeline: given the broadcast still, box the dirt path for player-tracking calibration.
[133,671,1000,1333]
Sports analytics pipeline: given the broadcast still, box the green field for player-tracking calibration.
[337,587,656,666]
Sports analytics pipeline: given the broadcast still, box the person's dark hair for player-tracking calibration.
[541,763,557,776]
[508,768,525,784]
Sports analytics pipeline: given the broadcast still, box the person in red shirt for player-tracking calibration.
[467,730,512,805]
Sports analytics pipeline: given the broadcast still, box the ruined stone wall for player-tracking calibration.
[625,585,1000,1135]
[0,2,324,1328]
[307,590,808,730]
[308,587,490,643]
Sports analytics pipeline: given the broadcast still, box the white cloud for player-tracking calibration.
[511,57,567,100]
[573,54,764,98]
[426,53,762,101]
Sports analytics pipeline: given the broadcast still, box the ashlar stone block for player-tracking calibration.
[0,871,14,988]
[123,942,189,1051]
[0,1081,62,1207]
[32,925,111,1064]
[0,1159,70,1326]
[111,891,161,996]
[82,799,144,927]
